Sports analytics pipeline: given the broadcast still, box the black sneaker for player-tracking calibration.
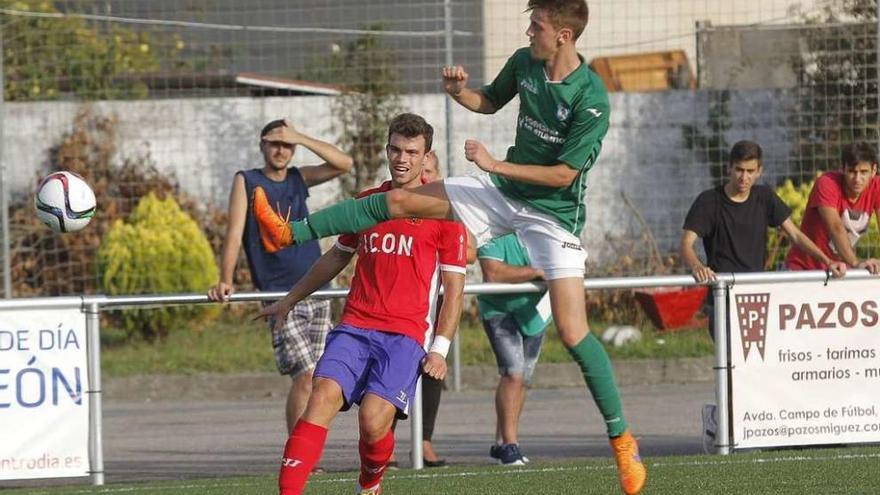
[489,444,502,460]
[495,443,526,466]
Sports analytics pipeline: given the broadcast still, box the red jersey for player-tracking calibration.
[787,171,880,270]
[335,182,467,345]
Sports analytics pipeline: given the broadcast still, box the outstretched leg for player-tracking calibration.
[255,180,453,252]
[548,277,646,495]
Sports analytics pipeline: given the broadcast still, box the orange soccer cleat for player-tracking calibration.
[252,186,293,253]
[610,430,647,495]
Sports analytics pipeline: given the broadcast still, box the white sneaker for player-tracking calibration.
[702,404,718,454]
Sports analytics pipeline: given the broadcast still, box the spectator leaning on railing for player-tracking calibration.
[785,142,880,275]
[679,139,846,453]
[208,119,353,442]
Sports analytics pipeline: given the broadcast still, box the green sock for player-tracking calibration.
[567,333,628,437]
[291,193,391,242]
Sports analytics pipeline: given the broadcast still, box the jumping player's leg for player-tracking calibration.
[279,377,343,495]
[356,393,399,492]
[513,210,646,495]
[254,180,454,251]
[548,278,646,495]
[547,278,626,432]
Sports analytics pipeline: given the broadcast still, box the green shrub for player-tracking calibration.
[768,175,880,269]
[98,193,220,340]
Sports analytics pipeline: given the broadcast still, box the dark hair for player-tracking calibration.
[387,113,433,150]
[527,0,589,39]
[841,142,878,169]
[729,140,762,167]
[260,119,286,138]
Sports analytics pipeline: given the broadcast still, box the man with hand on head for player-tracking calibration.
[208,119,352,437]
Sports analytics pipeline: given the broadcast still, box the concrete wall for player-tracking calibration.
[3,89,795,263]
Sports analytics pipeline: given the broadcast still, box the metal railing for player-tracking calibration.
[0,269,877,484]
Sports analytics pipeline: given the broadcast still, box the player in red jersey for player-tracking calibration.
[258,113,467,495]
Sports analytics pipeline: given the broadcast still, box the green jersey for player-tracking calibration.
[476,234,551,336]
[480,47,610,235]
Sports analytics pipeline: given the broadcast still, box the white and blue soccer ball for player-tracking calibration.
[35,171,97,233]
[601,325,642,348]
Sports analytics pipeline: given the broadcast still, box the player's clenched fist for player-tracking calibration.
[441,65,468,96]
[422,352,448,380]
[464,139,497,173]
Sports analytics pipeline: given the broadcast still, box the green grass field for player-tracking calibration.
[7,447,880,495]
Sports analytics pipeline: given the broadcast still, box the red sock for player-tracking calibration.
[358,430,395,489]
[279,420,328,495]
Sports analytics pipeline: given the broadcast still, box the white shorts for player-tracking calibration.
[443,173,587,280]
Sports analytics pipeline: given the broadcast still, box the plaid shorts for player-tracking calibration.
[269,298,332,378]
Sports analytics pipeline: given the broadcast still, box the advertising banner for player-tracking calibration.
[730,280,880,449]
[0,308,90,480]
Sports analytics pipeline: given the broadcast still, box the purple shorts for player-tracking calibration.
[314,323,426,418]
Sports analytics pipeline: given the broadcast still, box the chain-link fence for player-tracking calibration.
[1,0,878,299]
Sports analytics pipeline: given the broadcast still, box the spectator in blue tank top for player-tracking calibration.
[209,119,353,438]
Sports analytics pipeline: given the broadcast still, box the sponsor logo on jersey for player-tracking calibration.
[586,108,603,118]
[519,115,565,145]
[556,103,571,122]
[396,390,408,404]
[361,232,414,257]
[561,241,582,251]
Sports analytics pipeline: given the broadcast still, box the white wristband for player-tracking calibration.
[429,335,451,358]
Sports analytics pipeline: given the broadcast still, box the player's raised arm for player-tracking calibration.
[464,139,579,187]
[441,65,497,114]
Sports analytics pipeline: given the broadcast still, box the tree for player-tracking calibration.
[789,0,878,180]
[1,0,185,100]
[300,27,402,197]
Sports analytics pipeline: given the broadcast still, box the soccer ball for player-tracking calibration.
[35,171,97,233]
[601,325,642,348]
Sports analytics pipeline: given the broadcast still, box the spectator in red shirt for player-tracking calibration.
[786,142,880,274]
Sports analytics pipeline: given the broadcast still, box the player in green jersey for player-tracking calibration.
[254,2,645,492]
